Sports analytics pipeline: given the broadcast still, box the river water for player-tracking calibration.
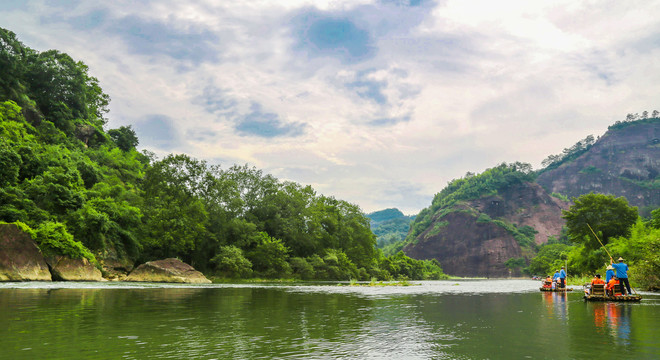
[1,280,658,359]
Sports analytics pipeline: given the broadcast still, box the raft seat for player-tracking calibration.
[611,284,623,296]
[591,284,605,296]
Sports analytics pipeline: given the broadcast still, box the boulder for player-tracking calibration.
[0,224,52,281]
[46,256,104,281]
[100,256,134,281]
[125,258,211,283]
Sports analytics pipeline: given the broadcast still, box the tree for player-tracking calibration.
[562,193,638,251]
[211,245,252,278]
[108,125,139,151]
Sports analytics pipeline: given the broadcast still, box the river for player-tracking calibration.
[1,280,658,359]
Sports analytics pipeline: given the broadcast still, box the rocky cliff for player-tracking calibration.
[537,119,660,215]
[0,224,51,281]
[403,182,568,277]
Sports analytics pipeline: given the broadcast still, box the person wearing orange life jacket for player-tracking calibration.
[606,276,621,296]
[543,275,552,288]
[588,274,606,295]
[591,274,606,286]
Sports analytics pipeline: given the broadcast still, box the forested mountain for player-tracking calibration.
[537,118,660,216]
[366,208,415,251]
[400,164,568,277]
[400,117,660,280]
[0,27,446,281]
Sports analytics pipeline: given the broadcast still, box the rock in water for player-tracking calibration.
[46,256,104,281]
[0,224,52,281]
[125,258,211,283]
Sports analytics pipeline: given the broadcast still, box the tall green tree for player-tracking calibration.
[562,193,638,251]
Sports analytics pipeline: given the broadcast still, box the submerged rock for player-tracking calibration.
[46,256,104,281]
[125,258,211,284]
[0,224,52,281]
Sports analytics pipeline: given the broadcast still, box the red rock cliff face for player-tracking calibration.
[403,182,568,277]
[537,120,660,214]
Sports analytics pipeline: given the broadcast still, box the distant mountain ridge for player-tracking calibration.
[537,117,660,215]
[401,117,660,277]
[366,208,415,250]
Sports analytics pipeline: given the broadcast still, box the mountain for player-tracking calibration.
[402,165,568,277]
[402,118,660,277]
[366,208,415,249]
[537,118,660,216]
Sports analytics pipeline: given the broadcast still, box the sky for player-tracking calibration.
[2,0,659,215]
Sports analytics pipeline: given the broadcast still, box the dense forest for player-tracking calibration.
[0,27,446,281]
[366,208,415,253]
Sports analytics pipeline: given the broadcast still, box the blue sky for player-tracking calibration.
[2,0,659,214]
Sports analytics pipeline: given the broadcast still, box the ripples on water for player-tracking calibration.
[1,280,659,359]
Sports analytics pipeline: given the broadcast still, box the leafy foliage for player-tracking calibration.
[562,193,639,250]
[0,27,446,281]
[539,135,595,172]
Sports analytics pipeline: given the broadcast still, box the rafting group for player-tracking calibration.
[540,266,572,292]
[583,257,642,302]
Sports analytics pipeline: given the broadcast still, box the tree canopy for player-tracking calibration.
[562,193,639,251]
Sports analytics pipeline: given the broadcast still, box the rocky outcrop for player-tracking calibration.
[100,258,134,281]
[537,119,660,215]
[46,256,104,281]
[0,224,52,281]
[403,182,568,277]
[125,258,211,283]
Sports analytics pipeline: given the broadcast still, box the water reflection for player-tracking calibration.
[0,281,658,359]
[540,291,569,321]
[606,303,631,345]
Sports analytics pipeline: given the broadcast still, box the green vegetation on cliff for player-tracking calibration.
[405,162,536,244]
[0,27,445,281]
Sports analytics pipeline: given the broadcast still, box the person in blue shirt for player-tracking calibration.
[558,266,567,289]
[611,257,631,295]
[605,265,615,283]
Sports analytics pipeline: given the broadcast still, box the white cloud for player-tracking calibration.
[2,0,659,214]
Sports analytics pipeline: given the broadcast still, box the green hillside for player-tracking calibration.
[0,27,445,281]
[366,208,415,251]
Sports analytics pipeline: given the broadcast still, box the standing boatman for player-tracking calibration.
[558,266,567,289]
[611,257,631,295]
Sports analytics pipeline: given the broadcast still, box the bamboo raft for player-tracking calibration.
[583,294,642,302]
[539,287,573,292]
[583,283,642,302]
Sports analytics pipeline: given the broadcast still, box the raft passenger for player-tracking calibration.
[591,274,605,286]
[605,265,615,283]
[606,276,621,296]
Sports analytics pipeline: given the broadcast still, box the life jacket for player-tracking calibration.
[606,279,619,291]
[591,278,605,285]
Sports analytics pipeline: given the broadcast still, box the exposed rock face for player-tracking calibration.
[403,182,568,277]
[471,182,569,245]
[0,224,52,281]
[100,258,134,281]
[125,258,211,283]
[46,256,104,281]
[537,120,660,214]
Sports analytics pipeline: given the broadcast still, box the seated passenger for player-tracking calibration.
[591,274,605,285]
[588,274,606,295]
[543,275,553,288]
[606,276,620,296]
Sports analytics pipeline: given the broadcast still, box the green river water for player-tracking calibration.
[1,280,659,359]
